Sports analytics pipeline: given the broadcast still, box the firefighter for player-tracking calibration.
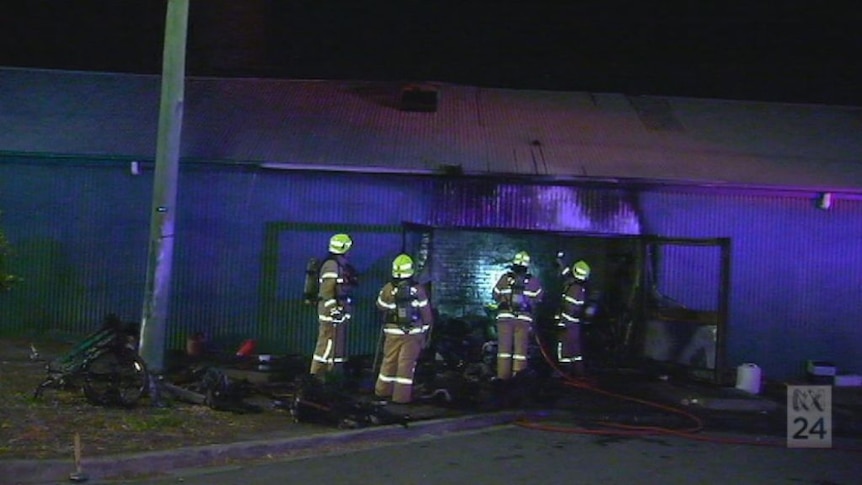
[556,259,591,377]
[492,251,543,380]
[374,254,434,404]
[309,233,357,379]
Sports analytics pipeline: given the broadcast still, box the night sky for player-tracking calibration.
[1,0,859,106]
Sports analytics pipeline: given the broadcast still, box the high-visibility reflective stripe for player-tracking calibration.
[333,357,346,363]
[313,339,334,363]
[415,299,429,307]
[320,272,339,280]
[377,374,413,385]
[561,313,581,323]
[320,314,349,323]
[524,289,541,297]
[330,239,350,251]
[495,288,512,295]
[499,353,527,361]
[496,312,534,322]
[377,297,396,309]
[383,326,428,335]
[564,295,584,305]
[557,341,581,362]
[323,298,337,307]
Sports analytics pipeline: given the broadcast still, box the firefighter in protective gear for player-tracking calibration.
[374,254,434,404]
[310,233,357,378]
[492,251,543,380]
[556,259,591,376]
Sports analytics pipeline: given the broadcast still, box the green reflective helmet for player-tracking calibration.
[392,253,414,278]
[512,251,530,267]
[328,233,353,254]
[573,260,591,280]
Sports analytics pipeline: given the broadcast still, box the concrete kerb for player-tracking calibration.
[1,410,524,484]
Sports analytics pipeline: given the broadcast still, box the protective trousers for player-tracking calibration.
[309,320,347,377]
[496,318,531,380]
[557,322,584,374]
[375,330,423,403]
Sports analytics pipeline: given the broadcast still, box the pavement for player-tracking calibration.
[3,370,862,485]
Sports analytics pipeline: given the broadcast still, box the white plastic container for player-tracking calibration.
[735,363,762,394]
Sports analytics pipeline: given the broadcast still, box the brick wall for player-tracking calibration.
[426,228,640,325]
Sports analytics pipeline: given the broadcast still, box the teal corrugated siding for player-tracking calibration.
[0,161,150,337]
[0,159,431,358]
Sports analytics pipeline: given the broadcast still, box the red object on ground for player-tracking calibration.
[235,339,256,356]
[186,333,205,356]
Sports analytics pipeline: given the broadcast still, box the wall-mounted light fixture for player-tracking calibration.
[817,192,832,210]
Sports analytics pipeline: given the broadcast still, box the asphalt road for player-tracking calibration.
[105,424,862,485]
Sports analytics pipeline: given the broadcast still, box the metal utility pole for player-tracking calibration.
[139,0,190,375]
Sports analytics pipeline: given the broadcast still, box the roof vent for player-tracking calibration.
[400,84,438,112]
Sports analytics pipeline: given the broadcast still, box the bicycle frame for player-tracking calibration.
[34,315,149,407]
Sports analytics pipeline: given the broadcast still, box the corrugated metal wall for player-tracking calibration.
[0,161,151,336]
[639,188,862,379]
[4,157,860,380]
[431,179,641,234]
[648,242,723,311]
[0,159,431,358]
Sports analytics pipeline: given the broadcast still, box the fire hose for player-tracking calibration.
[516,329,862,452]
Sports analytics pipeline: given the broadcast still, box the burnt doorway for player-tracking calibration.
[636,236,731,384]
[402,224,731,383]
[401,224,644,376]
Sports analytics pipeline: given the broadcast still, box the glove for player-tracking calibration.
[555,251,567,270]
[331,307,346,324]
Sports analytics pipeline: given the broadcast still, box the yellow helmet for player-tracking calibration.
[328,233,353,254]
[392,253,414,278]
[512,251,530,267]
[573,260,591,280]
